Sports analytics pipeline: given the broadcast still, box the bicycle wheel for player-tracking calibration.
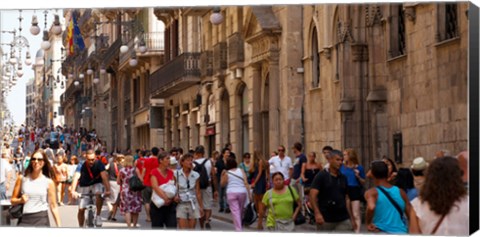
[86,210,94,227]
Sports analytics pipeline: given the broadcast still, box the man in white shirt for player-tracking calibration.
[268,145,293,184]
[1,153,13,200]
[193,145,218,230]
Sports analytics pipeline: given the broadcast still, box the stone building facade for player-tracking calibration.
[302,3,468,166]
[153,3,468,167]
[56,3,468,169]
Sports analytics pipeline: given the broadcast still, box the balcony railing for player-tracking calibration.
[228,32,245,67]
[150,52,201,98]
[61,80,83,107]
[200,50,213,77]
[213,42,227,73]
[144,32,164,51]
[102,38,121,67]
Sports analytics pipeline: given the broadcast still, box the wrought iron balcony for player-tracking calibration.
[150,52,201,98]
[143,32,164,52]
[200,50,213,77]
[213,42,227,73]
[228,32,245,67]
[61,80,83,107]
[102,38,121,67]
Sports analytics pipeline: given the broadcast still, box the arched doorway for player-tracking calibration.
[220,89,230,148]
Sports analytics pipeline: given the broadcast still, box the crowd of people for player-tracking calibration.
[0,125,470,234]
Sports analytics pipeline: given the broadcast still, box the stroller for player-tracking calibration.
[303,187,316,225]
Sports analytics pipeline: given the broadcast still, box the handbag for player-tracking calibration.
[287,186,306,225]
[242,201,257,226]
[129,173,145,192]
[8,176,24,219]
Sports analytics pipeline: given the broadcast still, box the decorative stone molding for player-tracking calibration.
[249,34,280,63]
[351,43,368,62]
[365,4,383,27]
[403,3,419,23]
[322,46,332,60]
[337,20,355,43]
[366,89,387,113]
[337,100,355,112]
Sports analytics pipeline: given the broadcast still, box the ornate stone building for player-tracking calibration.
[153,3,468,167]
[302,3,468,166]
[59,3,468,168]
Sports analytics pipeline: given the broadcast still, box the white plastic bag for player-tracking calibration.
[151,180,177,208]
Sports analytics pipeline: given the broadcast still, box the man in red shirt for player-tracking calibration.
[136,147,159,222]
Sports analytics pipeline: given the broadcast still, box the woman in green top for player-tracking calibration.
[258,172,301,231]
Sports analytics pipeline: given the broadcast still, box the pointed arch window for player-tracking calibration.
[437,3,459,42]
[389,4,406,58]
[311,27,320,88]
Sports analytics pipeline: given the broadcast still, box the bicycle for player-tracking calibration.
[78,191,104,228]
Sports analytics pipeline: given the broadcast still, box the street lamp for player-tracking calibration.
[210,7,224,25]
[30,14,41,35]
[41,11,51,51]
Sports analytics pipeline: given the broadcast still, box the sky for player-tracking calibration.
[1,10,60,126]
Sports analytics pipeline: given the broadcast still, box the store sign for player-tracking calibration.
[205,126,215,136]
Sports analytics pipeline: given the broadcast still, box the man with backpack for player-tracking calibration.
[193,145,218,229]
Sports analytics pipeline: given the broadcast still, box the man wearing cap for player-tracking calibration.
[407,157,428,200]
[193,145,218,229]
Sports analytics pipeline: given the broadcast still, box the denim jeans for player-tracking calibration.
[218,182,229,209]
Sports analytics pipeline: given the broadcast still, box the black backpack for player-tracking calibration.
[193,159,210,189]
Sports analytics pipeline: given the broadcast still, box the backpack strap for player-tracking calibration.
[376,186,405,223]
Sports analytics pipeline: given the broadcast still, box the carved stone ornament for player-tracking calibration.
[365,5,383,26]
[250,35,280,63]
[337,20,355,43]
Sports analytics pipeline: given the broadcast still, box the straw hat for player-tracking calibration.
[411,157,428,171]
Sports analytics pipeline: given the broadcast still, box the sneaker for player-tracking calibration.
[95,216,103,227]
[219,208,224,213]
[225,208,231,214]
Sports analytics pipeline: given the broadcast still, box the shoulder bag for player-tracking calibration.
[287,185,306,225]
[8,176,24,219]
[129,169,145,192]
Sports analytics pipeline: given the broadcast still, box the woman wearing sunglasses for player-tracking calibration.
[10,149,61,227]
[175,153,204,229]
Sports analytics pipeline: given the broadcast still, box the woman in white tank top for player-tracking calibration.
[10,149,62,227]
[220,158,251,231]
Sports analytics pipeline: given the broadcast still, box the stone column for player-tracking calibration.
[251,64,262,152]
[268,49,280,151]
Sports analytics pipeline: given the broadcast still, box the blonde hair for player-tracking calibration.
[123,155,134,167]
[345,148,360,165]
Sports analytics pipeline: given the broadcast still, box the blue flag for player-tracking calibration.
[72,11,85,52]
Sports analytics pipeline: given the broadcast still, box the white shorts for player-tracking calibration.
[176,201,200,219]
[77,183,104,209]
[200,186,212,210]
